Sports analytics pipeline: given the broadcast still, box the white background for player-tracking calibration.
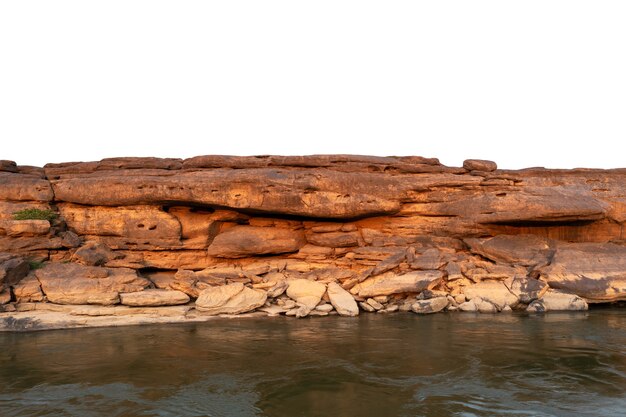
[1,1,625,169]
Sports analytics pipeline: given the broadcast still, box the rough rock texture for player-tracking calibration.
[195,283,267,315]
[411,297,449,314]
[207,226,306,258]
[0,220,50,237]
[286,279,327,317]
[463,159,497,172]
[539,243,626,302]
[35,263,150,305]
[464,235,554,267]
[71,241,120,266]
[1,154,625,330]
[12,272,45,303]
[327,282,359,316]
[351,271,443,298]
[463,281,519,310]
[0,253,29,291]
[507,277,548,304]
[527,290,588,312]
[119,289,190,307]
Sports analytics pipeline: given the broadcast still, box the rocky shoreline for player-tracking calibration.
[1,155,625,331]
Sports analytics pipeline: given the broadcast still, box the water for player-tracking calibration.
[1,310,625,417]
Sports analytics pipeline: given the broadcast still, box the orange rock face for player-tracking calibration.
[207,226,306,258]
[1,155,625,326]
[35,263,150,305]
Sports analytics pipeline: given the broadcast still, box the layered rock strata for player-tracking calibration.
[1,155,625,330]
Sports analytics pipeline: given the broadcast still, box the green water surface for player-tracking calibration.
[1,310,625,417]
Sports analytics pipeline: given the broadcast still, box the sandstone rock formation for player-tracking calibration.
[411,297,449,314]
[351,270,443,298]
[0,253,29,291]
[327,282,359,316]
[463,281,519,310]
[34,263,150,305]
[195,283,267,315]
[526,290,588,312]
[1,154,625,329]
[286,279,327,317]
[119,289,190,307]
[539,243,626,302]
[207,226,306,258]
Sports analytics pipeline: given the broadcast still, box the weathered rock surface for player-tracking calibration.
[506,277,548,304]
[0,160,18,173]
[1,154,626,329]
[306,231,360,247]
[195,283,267,315]
[326,282,359,316]
[50,169,404,219]
[527,290,588,312]
[286,279,327,317]
[539,243,626,302]
[0,220,50,237]
[458,299,477,312]
[409,248,444,270]
[351,271,443,298]
[72,241,120,266]
[475,298,498,313]
[411,297,449,314]
[168,273,211,299]
[207,226,306,258]
[120,289,190,307]
[465,235,554,267]
[35,263,150,305]
[0,304,206,332]
[0,290,10,305]
[0,172,53,201]
[463,281,519,310]
[59,204,182,249]
[104,249,216,270]
[0,253,30,290]
[366,297,384,310]
[12,272,45,302]
[463,159,497,172]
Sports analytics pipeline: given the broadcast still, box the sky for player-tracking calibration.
[1,1,625,169]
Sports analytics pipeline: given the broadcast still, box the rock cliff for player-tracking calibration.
[1,155,625,330]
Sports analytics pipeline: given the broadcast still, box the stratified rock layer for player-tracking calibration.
[35,263,150,305]
[1,155,625,330]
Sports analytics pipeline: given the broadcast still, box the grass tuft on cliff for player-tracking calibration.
[28,260,45,270]
[12,209,57,221]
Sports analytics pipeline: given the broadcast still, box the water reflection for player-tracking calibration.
[1,311,625,417]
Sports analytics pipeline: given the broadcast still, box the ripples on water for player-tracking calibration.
[1,310,625,417]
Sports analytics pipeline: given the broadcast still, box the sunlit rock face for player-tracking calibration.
[1,155,625,329]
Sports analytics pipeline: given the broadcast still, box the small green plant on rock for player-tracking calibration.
[12,209,57,221]
[28,260,45,270]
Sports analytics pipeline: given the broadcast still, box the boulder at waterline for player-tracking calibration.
[195,283,267,315]
[411,297,449,314]
[527,290,588,312]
